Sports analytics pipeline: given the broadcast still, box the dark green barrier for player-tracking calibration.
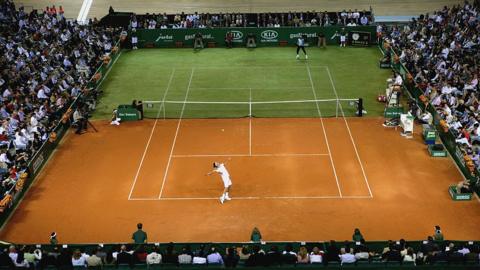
[379,42,480,195]
[136,26,375,48]
[118,104,140,121]
[0,42,122,227]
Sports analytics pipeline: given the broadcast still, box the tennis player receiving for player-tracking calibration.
[206,160,232,204]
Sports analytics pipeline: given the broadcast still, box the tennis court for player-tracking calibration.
[128,64,371,201]
[1,48,480,244]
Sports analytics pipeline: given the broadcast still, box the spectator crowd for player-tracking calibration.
[384,1,480,183]
[1,227,479,268]
[128,9,373,30]
[0,1,120,198]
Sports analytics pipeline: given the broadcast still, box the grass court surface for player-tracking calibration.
[1,47,479,243]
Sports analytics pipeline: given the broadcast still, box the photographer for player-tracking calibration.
[73,107,87,134]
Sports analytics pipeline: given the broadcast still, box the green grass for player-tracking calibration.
[93,46,390,119]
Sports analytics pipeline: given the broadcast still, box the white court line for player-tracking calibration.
[306,64,343,198]
[188,66,329,69]
[127,69,176,199]
[171,153,330,158]
[158,68,195,199]
[249,87,252,156]
[189,87,314,90]
[129,197,159,201]
[326,66,373,198]
[159,197,260,200]
[129,195,374,201]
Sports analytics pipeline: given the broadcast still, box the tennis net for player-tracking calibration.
[142,98,361,119]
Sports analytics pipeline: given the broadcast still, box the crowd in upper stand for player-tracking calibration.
[128,9,373,29]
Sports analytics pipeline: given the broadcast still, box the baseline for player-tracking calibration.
[171,153,329,158]
[128,195,372,201]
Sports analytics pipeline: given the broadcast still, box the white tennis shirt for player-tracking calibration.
[215,163,230,180]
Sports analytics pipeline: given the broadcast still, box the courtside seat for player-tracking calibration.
[465,252,479,265]
[325,260,341,268]
[401,261,415,267]
[181,264,206,268]
[295,263,322,268]
[433,260,448,266]
[236,260,246,267]
[43,266,59,270]
[369,259,386,268]
[206,263,223,268]
[146,264,161,270]
[134,263,148,269]
[385,260,401,267]
[340,262,356,268]
[117,263,133,269]
[355,259,370,266]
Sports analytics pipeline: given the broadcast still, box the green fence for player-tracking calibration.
[379,42,480,195]
[136,26,375,48]
[0,42,122,227]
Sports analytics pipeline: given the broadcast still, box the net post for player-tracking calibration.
[162,101,166,120]
[249,88,252,118]
[336,99,339,118]
[357,98,363,117]
[249,101,252,118]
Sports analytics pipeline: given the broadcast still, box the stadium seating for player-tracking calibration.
[0,239,478,269]
[382,0,480,193]
[0,0,121,203]
[127,10,373,30]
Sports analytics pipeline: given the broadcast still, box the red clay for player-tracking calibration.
[0,117,479,244]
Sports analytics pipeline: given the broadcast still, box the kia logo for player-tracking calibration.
[261,30,278,39]
[231,31,243,39]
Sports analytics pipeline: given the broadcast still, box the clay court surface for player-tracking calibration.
[1,116,480,244]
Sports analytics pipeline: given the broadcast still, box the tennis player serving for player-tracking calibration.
[206,159,232,204]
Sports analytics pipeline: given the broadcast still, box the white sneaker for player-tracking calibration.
[296,55,299,59]
[225,196,232,201]
[305,55,308,59]
[219,197,225,204]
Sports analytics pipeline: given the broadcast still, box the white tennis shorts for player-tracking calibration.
[222,177,232,188]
